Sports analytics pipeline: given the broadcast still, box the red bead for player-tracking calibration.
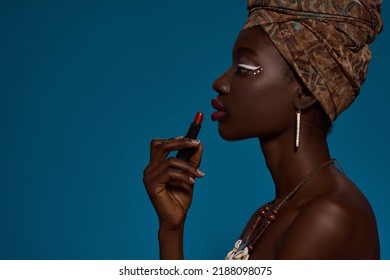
[268,214,276,221]
[260,210,267,217]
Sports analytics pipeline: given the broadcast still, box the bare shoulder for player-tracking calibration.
[276,173,380,259]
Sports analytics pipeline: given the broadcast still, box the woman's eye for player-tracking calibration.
[237,65,250,74]
[237,66,249,74]
[236,64,263,76]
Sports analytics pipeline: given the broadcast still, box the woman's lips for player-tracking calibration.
[211,98,227,121]
[211,111,227,121]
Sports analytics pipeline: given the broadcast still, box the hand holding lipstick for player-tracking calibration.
[143,137,204,227]
[143,114,204,259]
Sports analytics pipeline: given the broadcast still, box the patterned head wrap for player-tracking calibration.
[243,0,383,121]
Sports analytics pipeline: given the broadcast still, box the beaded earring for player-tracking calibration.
[295,109,301,148]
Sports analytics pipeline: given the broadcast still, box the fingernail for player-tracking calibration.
[190,139,200,144]
[197,169,205,177]
[175,136,184,139]
[189,176,195,183]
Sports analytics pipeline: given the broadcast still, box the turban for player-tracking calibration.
[242,0,383,121]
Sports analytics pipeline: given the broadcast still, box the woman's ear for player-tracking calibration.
[293,86,318,110]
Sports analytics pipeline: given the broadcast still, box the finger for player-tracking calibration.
[166,166,197,186]
[188,143,203,167]
[165,157,205,178]
[148,167,196,195]
[149,138,172,161]
[143,157,204,196]
[150,138,201,163]
[145,157,197,188]
[146,157,204,190]
[166,180,194,196]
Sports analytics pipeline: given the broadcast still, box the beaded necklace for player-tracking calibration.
[225,159,335,260]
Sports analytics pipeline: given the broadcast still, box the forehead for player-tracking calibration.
[233,26,276,57]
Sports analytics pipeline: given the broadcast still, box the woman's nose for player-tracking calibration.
[212,73,230,95]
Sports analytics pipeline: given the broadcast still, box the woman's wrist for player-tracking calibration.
[158,225,184,260]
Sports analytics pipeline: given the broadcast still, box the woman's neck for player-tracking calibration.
[259,133,331,199]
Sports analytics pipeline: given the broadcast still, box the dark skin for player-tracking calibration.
[143,26,380,259]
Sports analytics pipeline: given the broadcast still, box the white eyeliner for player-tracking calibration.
[237,64,263,71]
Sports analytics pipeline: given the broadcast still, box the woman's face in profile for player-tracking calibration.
[212,26,301,141]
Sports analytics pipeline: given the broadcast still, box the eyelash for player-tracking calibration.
[236,64,264,76]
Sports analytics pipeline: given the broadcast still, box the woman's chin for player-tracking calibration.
[218,126,247,141]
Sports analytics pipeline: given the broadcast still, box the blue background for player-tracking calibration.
[0,0,389,260]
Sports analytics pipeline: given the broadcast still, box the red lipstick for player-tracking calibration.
[211,98,227,121]
[176,112,203,161]
[193,111,204,126]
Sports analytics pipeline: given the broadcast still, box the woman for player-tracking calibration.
[143,0,383,259]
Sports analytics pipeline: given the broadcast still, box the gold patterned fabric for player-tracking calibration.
[242,0,383,121]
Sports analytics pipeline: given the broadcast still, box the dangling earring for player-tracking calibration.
[295,109,301,148]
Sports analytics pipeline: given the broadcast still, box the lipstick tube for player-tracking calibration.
[176,112,203,161]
